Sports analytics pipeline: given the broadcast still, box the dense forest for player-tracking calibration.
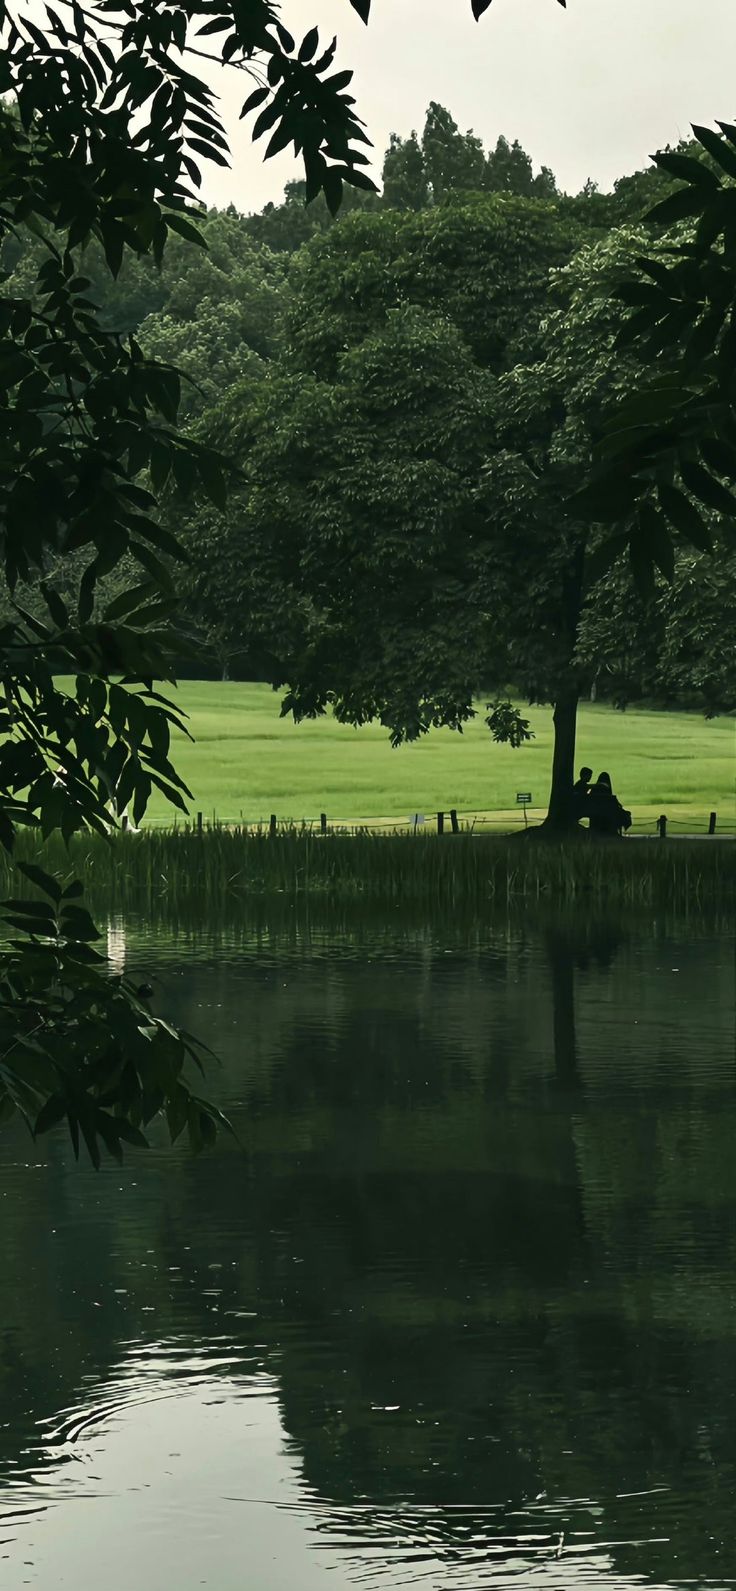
[3,101,734,737]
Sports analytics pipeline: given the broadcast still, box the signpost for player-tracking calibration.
[516,792,532,828]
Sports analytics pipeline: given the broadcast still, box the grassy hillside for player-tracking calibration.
[138,683,735,833]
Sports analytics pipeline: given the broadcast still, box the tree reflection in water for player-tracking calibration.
[0,907,733,1588]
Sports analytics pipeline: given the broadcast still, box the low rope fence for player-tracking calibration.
[138,805,736,839]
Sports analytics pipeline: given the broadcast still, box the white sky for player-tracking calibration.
[196,0,736,213]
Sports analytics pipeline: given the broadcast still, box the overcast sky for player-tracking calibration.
[196,0,736,213]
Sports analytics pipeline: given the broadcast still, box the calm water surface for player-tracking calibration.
[0,906,734,1589]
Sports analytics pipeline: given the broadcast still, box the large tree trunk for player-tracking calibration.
[545,687,579,831]
[535,539,586,835]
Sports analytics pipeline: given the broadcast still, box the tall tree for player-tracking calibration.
[485,135,557,199]
[381,111,557,211]
[421,101,486,201]
[381,131,430,211]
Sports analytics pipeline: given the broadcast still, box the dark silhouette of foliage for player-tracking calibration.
[579,123,736,578]
[0,0,411,1161]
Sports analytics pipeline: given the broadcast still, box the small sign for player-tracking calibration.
[409,813,426,827]
[516,792,532,805]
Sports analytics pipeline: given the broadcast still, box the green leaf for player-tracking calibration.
[0,348,35,387]
[699,436,736,481]
[613,384,687,431]
[299,26,319,61]
[103,581,158,623]
[166,1084,189,1144]
[653,150,720,187]
[127,514,181,558]
[584,533,631,586]
[17,862,62,903]
[196,16,231,34]
[265,122,296,160]
[4,916,57,936]
[240,85,269,118]
[646,186,709,226]
[59,905,101,942]
[61,880,85,901]
[132,772,152,827]
[691,124,736,180]
[197,452,227,510]
[165,212,207,248]
[657,484,714,552]
[186,138,229,168]
[114,1120,149,1150]
[130,540,174,589]
[78,563,97,625]
[628,526,655,598]
[34,1096,68,1137]
[3,902,58,937]
[339,167,377,195]
[570,472,642,524]
[680,459,736,517]
[145,365,181,423]
[149,441,172,493]
[683,310,723,371]
[638,501,675,583]
[616,281,670,310]
[322,167,343,218]
[314,38,338,72]
[40,583,69,630]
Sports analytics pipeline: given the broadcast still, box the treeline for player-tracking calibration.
[4,105,734,727]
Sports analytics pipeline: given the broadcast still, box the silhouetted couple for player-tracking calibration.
[573,767,632,837]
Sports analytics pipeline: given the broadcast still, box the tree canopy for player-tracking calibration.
[382,105,557,209]
[580,123,736,573]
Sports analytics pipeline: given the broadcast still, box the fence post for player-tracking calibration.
[658,813,667,840]
[269,813,277,839]
[450,808,459,835]
[709,811,717,836]
[320,812,327,836]
[437,811,444,835]
[196,811,203,838]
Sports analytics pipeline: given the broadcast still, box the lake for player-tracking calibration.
[0,905,734,1590]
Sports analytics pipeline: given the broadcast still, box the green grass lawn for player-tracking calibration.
[142,682,736,834]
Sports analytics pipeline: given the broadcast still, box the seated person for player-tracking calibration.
[572,766,593,821]
[588,771,631,837]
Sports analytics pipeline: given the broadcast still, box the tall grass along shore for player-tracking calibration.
[4,827,735,910]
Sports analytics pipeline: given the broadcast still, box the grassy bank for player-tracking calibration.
[107,682,734,833]
[5,828,735,909]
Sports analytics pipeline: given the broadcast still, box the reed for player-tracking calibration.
[2,825,734,909]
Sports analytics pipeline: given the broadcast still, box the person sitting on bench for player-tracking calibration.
[572,766,593,822]
[588,771,631,837]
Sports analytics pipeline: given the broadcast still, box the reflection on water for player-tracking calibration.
[0,907,734,1589]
